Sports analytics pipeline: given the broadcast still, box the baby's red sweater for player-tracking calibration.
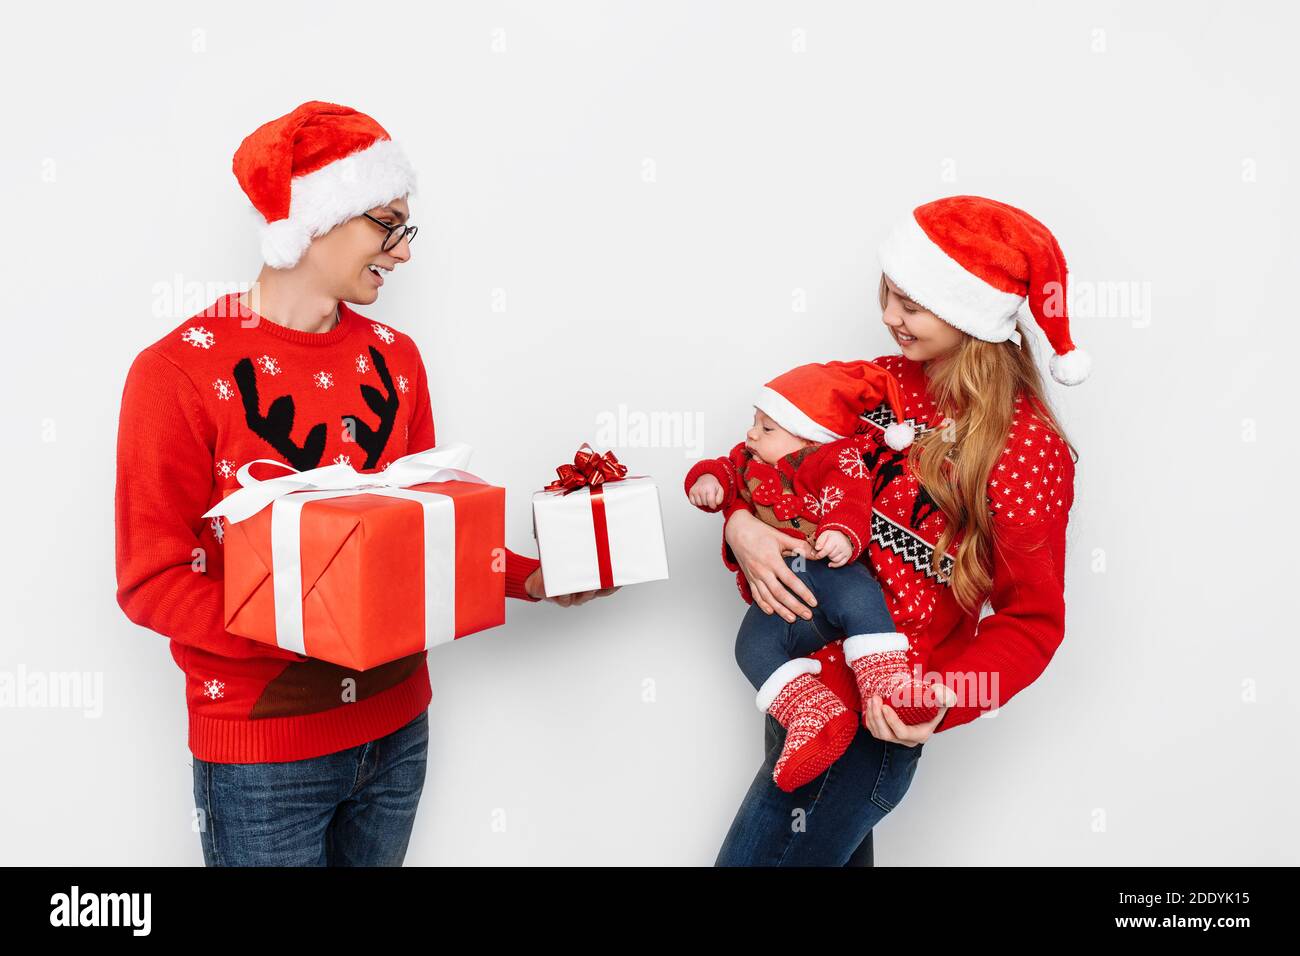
[685,436,877,572]
[686,354,1076,734]
[114,293,541,763]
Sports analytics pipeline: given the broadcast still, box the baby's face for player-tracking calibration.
[746,409,812,464]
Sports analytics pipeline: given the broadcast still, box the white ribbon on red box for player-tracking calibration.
[202,443,485,655]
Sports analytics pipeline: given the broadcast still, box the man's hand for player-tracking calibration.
[524,565,620,607]
[812,529,853,567]
[688,474,725,509]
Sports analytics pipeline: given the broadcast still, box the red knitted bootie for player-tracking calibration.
[844,633,940,726]
[763,669,858,793]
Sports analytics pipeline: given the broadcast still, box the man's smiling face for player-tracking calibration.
[302,195,414,305]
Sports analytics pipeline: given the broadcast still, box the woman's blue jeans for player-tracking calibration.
[716,556,926,865]
[715,712,924,866]
[191,709,429,866]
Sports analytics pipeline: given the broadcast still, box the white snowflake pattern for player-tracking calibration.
[837,446,869,479]
[396,374,410,394]
[181,326,214,349]
[371,323,395,344]
[257,355,281,376]
[355,353,371,374]
[313,371,334,389]
[215,459,236,479]
[984,417,1073,522]
[802,485,844,517]
[819,485,845,512]
[331,454,352,466]
[212,378,233,401]
[209,516,224,544]
[202,678,225,700]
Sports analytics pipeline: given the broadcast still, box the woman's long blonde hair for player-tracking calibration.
[878,276,1079,615]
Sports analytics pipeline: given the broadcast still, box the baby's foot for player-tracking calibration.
[767,673,858,792]
[845,639,940,726]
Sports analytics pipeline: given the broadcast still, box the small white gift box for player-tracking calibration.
[532,473,670,597]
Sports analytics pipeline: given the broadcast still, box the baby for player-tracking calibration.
[685,360,942,792]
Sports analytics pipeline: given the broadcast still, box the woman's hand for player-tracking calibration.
[862,683,959,747]
[724,509,818,623]
[524,565,620,607]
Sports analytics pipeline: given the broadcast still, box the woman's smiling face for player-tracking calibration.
[880,274,965,362]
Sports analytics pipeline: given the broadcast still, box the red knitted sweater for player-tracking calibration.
[685,354,1076,734]
[114,292,541,763]
[686,437,877,565]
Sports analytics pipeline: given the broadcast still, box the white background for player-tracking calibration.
[1,0,1295,865]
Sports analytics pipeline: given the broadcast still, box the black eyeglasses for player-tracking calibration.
[363,213,418,252]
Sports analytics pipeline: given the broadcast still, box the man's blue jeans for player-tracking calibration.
[191,709,429,866]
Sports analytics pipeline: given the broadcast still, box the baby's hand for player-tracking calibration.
[688,474,725,509]
[813,529,853,567]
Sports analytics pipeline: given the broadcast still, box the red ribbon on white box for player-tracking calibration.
[540,444,643,590]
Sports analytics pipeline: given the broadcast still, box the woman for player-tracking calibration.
[713,195,1086,866]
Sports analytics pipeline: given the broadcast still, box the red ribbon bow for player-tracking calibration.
[544,444,629,494]
[541,444,639,592]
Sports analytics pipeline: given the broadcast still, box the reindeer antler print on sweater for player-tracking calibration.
[232,357,328,471]
[869,449,906,500]
[114,294,548,764]
[345,345,399,468]
[862,442,941,531]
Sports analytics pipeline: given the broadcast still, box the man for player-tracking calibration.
[114,101,614,866]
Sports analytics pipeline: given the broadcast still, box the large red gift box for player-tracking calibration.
[206,445,505,671]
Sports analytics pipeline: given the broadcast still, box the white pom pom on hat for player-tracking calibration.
[878,195,1091,385]
[884,421,916,450]
[1048,346,1092,386]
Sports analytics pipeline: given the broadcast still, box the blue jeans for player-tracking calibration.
[715,712,924,866]
[191,710,429,866]
[735,555,895,694]
[719,556,923,866]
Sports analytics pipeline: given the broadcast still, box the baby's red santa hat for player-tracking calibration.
[756,360,915,451]
[232,101,418,269]
[878,195,1091,385]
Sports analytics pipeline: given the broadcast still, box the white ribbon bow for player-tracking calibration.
[203,443,485,656]
[203,442,480,524]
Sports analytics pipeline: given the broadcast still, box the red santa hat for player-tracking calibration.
[232,101,418,269]
[755,360,915,450]
[877,195,1091,385]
